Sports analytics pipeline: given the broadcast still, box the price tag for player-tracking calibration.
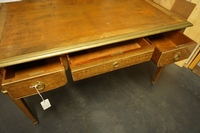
[40,99,51,110]
[30,83,51,110]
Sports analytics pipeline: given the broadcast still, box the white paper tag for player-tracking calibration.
[40,99,51,110]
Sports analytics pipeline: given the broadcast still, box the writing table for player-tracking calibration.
[0,0,196,124]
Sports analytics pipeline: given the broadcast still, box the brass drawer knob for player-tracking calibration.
[30,81,45,90]
[113,62,120,68]
[173,52,181,62]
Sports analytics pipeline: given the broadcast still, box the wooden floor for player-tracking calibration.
[0,61,200,133]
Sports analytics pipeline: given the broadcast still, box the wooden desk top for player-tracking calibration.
[0,0,192,67]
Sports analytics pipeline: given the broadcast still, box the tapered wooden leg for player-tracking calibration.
[1,69,38,124]
[8,95,38,124]
[151,66,165,84]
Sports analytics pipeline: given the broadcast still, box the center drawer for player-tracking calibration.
[67,38,154,81]
[1,57,67,100]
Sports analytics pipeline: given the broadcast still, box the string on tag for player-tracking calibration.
[34,86,45,101]
[30,84,51,110]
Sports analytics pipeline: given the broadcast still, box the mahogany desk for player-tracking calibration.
[0,0,196,124]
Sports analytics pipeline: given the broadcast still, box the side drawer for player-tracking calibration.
[67,38,154,81]
[1,57,67,100]
[147,31,197,67]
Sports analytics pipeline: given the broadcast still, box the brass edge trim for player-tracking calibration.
[0,22,192,68]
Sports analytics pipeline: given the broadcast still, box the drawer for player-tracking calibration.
[67,38,154,81]
[147,31,197,67]
[1,57,67,100]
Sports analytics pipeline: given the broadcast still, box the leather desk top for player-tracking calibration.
[0,0,192,67]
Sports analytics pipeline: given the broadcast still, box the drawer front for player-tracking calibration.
[3,71,67,99]
[156,43,196,67]
[1,57,68,99]
[68,38,154,81]
[149,31,197,67]
[71,52,153,81]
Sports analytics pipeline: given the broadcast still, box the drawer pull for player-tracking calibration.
[30,81,45,91]
[113,62,120,68]
[173,52,181,61]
